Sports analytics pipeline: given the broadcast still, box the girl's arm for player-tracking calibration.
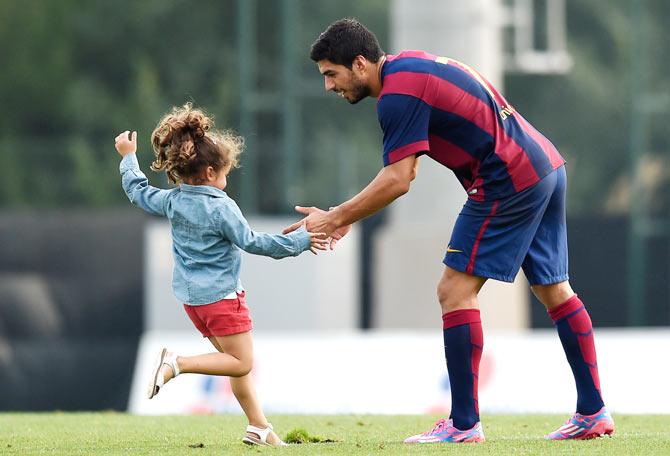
[116,131,170,217]
[218,198,315,258]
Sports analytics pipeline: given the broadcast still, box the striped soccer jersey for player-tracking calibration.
[378,50,565,201]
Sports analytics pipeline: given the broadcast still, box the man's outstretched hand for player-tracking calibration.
[283,206,332,235]
[327,224,352,250]
[283,206,352,249]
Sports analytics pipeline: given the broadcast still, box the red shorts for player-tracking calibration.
[183,291,253,337]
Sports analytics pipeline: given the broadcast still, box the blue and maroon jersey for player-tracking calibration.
[378,50,565,201]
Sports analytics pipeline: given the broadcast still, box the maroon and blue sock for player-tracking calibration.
[442,308,483,430]
[549,294,604,415]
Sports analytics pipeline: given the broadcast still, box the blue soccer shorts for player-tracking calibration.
[444,165,569,285]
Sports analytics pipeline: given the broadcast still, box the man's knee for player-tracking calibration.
[437,268,459,306]
[437,268,485,313]
[436,279,449,306]
[531,281,575,310]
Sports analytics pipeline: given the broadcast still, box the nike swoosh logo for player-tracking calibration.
[446,248,463,253]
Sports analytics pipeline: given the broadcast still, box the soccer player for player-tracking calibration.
[283,18,615,442]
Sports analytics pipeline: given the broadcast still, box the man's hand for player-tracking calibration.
[282,155,418,247]
[115,130,137,156]
[328,224,352,250]
[283,206,337,238]
[284,206,352,250]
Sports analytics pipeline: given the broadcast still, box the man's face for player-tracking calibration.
[317,59,370,104]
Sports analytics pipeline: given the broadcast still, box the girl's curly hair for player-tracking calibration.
[150,103,243,184]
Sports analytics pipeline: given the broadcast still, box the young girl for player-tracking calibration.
[115,103,327,446]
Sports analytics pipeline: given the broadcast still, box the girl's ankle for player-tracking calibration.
[248,421,270,429]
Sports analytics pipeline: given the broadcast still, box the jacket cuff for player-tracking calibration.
[291,225,311,254]
[119,153,139,174]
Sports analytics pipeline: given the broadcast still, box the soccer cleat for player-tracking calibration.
[546,406,615,440]
[404,418,485,444]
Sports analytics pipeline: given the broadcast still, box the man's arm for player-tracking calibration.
[331,154,418,226]
[283,154,419,236]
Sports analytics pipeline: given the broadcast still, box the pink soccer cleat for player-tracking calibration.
[546,406,615,440]
[404,418,485,444]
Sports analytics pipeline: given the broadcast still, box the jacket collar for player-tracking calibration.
[179,184,227,198]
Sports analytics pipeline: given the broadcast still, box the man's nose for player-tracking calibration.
[324,78,335,91]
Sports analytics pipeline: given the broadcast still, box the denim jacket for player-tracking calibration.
[120,153,311,305]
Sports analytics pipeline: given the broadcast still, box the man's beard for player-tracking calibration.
[347,82,371,104]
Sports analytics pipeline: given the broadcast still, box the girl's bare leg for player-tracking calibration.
[160,332,282,445]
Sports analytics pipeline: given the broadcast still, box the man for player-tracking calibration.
[283,18,614,443]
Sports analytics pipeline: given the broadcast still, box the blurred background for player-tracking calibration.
[1,0,669,413]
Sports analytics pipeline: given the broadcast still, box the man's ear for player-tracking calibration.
[353,55,367,72]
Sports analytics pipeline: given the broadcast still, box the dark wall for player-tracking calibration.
[530,215,670,327]
[0,211,145,410]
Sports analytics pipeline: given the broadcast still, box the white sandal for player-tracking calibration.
[242,423,287,446]
[147,348,180,399]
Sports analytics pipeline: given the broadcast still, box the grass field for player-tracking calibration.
[1,413,669,455]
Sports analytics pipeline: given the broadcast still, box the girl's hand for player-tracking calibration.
[308,230,329,255]
[115,130,137,156]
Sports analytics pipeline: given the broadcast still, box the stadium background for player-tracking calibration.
[0,0,669,414]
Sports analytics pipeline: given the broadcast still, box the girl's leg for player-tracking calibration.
[157,332,282,444]
[205,333,265,427]
[164,332,253,378]
[210,333,283,446]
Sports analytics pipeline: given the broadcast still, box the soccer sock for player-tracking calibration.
[549,294,604,415]
[442,308,483,430]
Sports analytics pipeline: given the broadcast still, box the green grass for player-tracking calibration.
[1,413,668,455]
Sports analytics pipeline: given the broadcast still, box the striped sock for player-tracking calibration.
[549,294,604,415]
[442,308,483,430]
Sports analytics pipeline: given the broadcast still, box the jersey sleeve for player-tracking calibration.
[377,93,431,166]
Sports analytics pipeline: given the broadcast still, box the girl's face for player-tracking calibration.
[207,165,230,191]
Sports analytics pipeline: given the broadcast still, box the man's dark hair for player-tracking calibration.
[310,18,384,68]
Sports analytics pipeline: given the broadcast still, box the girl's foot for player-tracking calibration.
[147,348,180,399]
[242,423,287,446]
